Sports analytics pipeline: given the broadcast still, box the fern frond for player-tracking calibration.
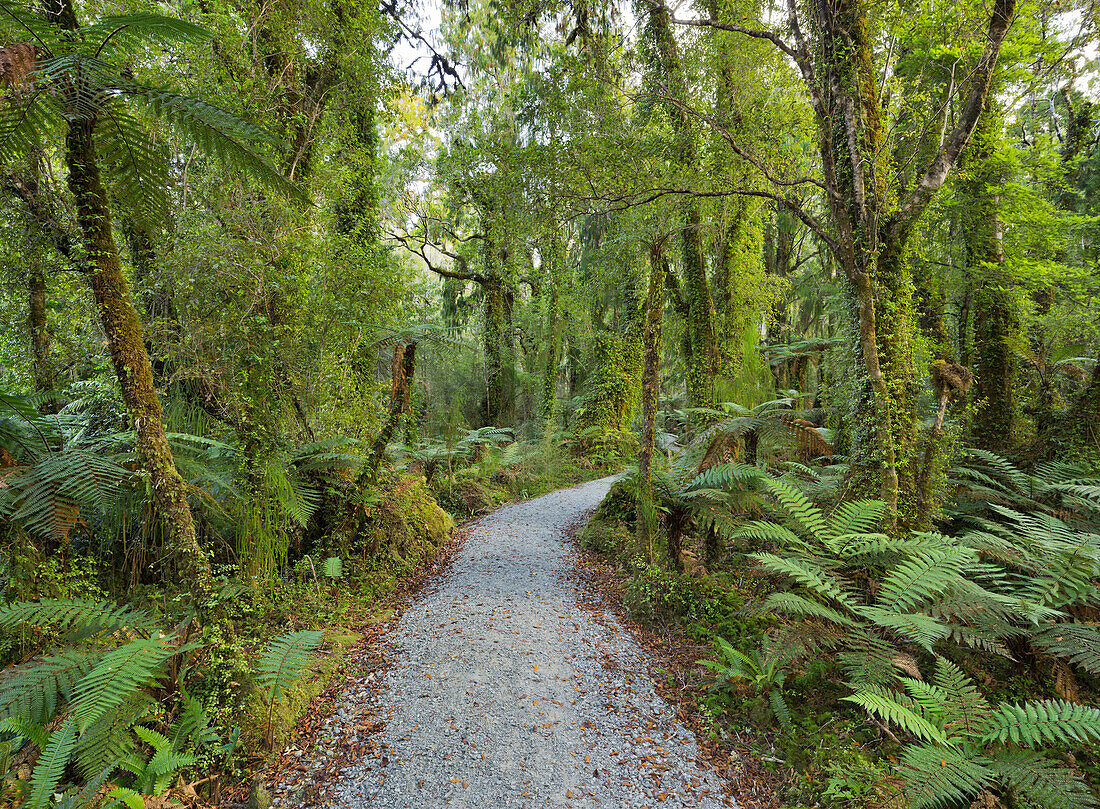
[75,692,152,780]
[762,592,859,627]
[116,81,305,201]
[769,688,793,735]
[95,99,169,228]
[928,659,992,739]
[24,715,78,809]
[876,546,977,613]
[856,607,949,650]
[1031,623,1100,674]
[80,13,210,54]
[980,700,1100,746]
[70,636,185,730]
[988,748,1099,809]
[0,715,49,749]
[0,649,97,724]
[899,743,992,809]
[828,499,884,535]
[0,599,158,639]
[843,687,951,745]
[732,520,805,547]
[764,478,828,538]
[752,553,855,608]
[256,630,323,703]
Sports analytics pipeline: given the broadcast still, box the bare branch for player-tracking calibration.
[386,229,484,283]
[670,15,798,60]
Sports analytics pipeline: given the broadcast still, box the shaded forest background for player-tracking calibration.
[3,0,1100,806]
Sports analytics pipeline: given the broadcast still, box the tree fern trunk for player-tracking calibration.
[64,118,211,590]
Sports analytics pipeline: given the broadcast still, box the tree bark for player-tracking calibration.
[637,242,666,563]
[65,119,211,589]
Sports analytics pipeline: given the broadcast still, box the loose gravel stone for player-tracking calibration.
[306,477,735,808]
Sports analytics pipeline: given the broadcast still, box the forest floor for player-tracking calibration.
[262,477,739,809]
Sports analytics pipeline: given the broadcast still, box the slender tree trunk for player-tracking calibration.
[484,274,507,425]
[542,239,563,435]
[64,119,211,589]
[1068,350,1100,457]
[28,264,55,407]
[637,243,665,563]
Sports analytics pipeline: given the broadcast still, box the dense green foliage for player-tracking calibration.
[3,0,1100,804]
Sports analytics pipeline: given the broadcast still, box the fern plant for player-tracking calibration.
[255,629,323,749]
[698,635,794,735]
[846,658,1100,808]
[0,600,228,806]
[735,479,1030,684]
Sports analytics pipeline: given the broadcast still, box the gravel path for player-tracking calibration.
[291,477,734,809]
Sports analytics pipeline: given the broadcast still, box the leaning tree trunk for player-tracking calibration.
[637,242,666,563]
[65,119,211,590]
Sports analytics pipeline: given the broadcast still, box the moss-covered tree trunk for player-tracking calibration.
[646,2,719,409]
[637,242,666,562]
[542,235,564,435]
[365,341,417,474]
[802,0,1014,524]
[961,115,1018,452]
[65,119,211,588]
[484,273,508,425]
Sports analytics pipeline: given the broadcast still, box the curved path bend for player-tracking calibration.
[288,477,735,809]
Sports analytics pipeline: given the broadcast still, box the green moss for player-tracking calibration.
[572,329,644,436]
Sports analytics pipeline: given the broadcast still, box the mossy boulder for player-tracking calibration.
[367,475,454,565]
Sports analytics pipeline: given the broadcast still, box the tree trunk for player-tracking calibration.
[484,274,507,425]
[962,115,1018,452]
[637,243,666,563]
[65,119,211,589]
[1068,350,1100,457]
[647,2,719,410]
[365,341,417,474]
[28,264,55,408]
[542,237,563,435]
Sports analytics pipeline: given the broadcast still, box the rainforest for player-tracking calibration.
[2,0,1100,807]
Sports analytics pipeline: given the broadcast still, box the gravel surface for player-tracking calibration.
[280,477,735,809]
